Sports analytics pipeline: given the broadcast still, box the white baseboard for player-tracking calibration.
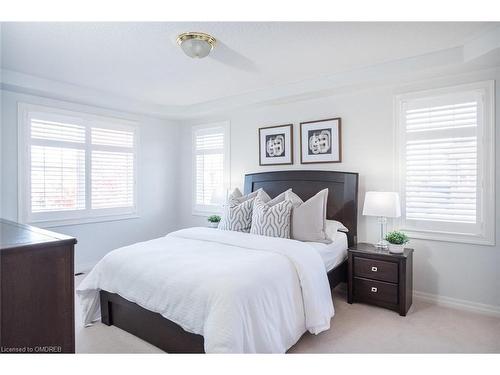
[413,291,500,318]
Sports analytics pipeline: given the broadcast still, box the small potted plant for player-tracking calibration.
[207,215,221,228]
[385,231,409,254]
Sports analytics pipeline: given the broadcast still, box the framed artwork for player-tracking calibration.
[300,118,341,164]
[258,124,293,166]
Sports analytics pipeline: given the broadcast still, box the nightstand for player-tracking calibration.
[347,243,413,316]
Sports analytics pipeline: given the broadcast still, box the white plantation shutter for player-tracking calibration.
[91,127,134,148]
[91,150,134,209]
[91,127,135,210]
[406,136,477,223]
[31,117,86,143]
[405,102,478,132]
[20,104,138,225]
[29,115,87,216]
[195,153,223,206]
[31,145,86,212]
[192,123,229,214]
[397,82,495,244]
[405,100,478,224]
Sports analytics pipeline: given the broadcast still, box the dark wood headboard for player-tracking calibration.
[244,170,359,246]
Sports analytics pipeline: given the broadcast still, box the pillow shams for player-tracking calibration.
[250,194,293,238]
[218,188,268,232]
[265,188,291,206]
[286,189,330,243]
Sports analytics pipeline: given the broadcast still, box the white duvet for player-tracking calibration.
[76,227,334,353]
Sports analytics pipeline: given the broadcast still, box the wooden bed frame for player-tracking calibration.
[99,170,359,353]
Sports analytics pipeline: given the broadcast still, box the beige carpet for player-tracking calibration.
[75,275,500,353]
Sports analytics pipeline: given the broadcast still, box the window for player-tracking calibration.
[192,122,230,215]
[18,103,138,226]
[395,81,495,245]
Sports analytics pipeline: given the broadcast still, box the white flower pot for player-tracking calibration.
[388,243,405,254]
[208,222,219,228]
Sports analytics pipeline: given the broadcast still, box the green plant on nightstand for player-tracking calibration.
[385,231,409,254]
[207,215,221,228]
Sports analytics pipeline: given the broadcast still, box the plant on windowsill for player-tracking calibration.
[385,231,409,254]
[207,215,221,228]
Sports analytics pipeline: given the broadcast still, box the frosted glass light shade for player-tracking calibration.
[180,38,213,58]
[362,191,401,218]
[177,32,216,59]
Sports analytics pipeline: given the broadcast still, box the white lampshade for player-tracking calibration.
[362,191,401,218]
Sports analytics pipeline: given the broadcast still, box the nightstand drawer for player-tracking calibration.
[354,277,398,305]
[354,257,398,283]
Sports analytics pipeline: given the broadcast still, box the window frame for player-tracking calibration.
[18,103,139,228]
[394,81,495,245]
[191,121,230,216]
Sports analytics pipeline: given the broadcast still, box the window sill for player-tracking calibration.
[192,211,221,218]
[192,205,222,217]
[401,227,495,246]
[26,213,140,229]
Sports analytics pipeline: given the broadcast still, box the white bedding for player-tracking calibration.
[76,227,334,353]
[308,231,348,271]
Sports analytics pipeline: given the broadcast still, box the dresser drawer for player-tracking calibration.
[354,257,398,283]
[354,277,398,305]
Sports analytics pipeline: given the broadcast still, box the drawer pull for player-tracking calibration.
[371,266,378,272]
[371,287,378,293]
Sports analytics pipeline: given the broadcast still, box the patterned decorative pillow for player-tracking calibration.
[218,188,268,232]
[250,194,293,238]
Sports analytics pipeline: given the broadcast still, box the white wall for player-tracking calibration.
[1,90,181,271]
[179,67,500,310]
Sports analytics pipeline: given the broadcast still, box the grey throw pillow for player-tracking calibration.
[250,193,293,238]
[286,189,330,243]
[218,188,269,232]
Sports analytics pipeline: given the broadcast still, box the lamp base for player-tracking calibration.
[374,217,389,249]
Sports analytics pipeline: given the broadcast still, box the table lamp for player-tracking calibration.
[362,191,401,249]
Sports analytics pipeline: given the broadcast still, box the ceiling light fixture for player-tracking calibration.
[176,32,217,59]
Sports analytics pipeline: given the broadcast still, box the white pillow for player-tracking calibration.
[218,188,269,232]
[325,220,349,241]
[286,189,330,243]
[250,193,293,238]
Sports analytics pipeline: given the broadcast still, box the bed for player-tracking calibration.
[77,170,358,353]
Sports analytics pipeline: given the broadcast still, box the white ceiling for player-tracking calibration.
[0,22,497,107]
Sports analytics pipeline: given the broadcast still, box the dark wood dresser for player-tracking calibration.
[0,219,77,353]
[347,243,413,316]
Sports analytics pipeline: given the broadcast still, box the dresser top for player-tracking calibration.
[0,218,76,251]
[349,242,413,258]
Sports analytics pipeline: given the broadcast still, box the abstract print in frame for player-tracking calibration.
[300,118,341,164]
[258,124,293,166]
